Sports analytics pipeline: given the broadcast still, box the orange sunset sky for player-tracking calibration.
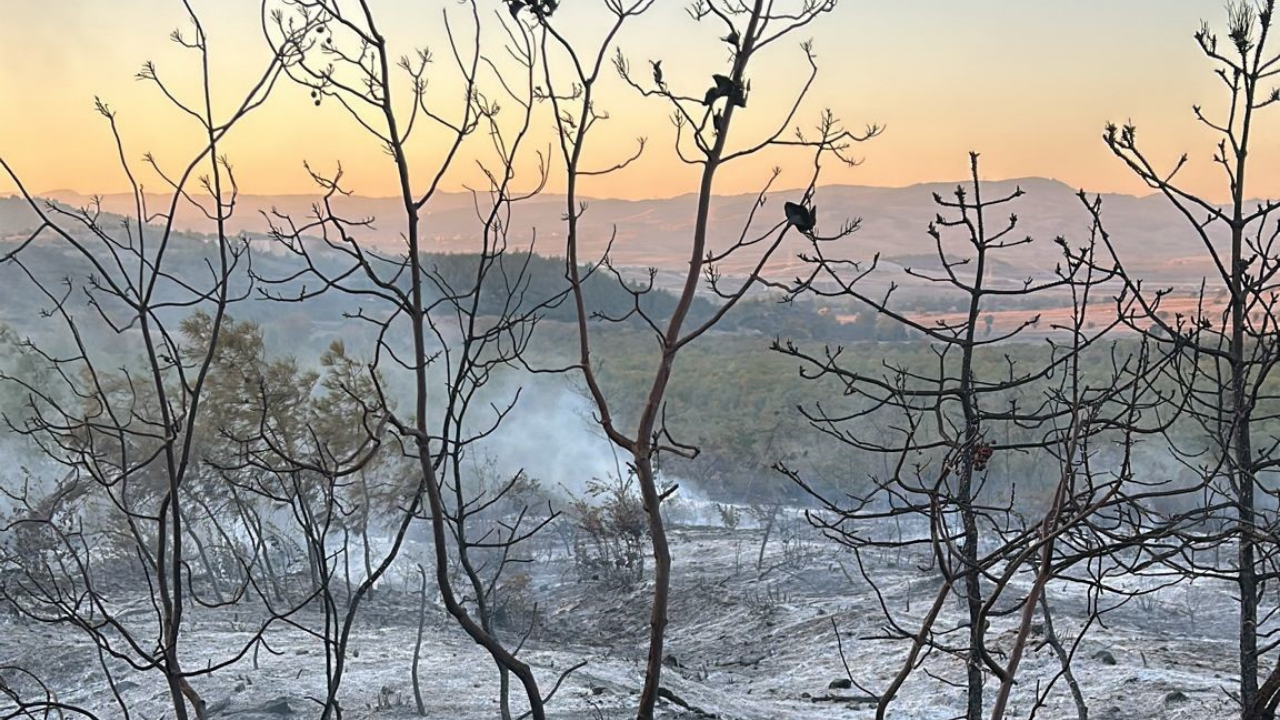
[2,0,1277,202]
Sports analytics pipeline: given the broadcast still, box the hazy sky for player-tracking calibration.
[2,0,1277,201]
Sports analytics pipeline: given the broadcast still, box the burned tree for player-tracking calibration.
[531,0,878,716]
[0,3,298,718]
[254,1,575,717]
[1091,2,1280,716]
[775,155,1173,719]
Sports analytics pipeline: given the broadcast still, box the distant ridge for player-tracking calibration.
[1,179,1249,286]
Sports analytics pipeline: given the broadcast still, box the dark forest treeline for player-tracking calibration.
[0,235,889,351]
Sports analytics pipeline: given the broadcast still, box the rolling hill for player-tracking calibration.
[4,178,1234,289]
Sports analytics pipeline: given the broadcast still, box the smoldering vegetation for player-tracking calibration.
[0,208,1267,720]
[5,1,1280,719]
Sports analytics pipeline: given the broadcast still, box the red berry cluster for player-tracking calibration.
[972,441,994,471]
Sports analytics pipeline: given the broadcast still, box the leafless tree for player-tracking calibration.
[775,154,1182,720]
[252,1,580,717]
[0,4,297,718]
[528,1,878,716]
[1088,2,1280,716]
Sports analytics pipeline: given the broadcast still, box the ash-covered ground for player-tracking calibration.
[0,506,1239,719]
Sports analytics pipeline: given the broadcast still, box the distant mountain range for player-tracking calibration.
[1,178,1244,288]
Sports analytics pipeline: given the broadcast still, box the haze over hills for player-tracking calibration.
[2,178,1245,288]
